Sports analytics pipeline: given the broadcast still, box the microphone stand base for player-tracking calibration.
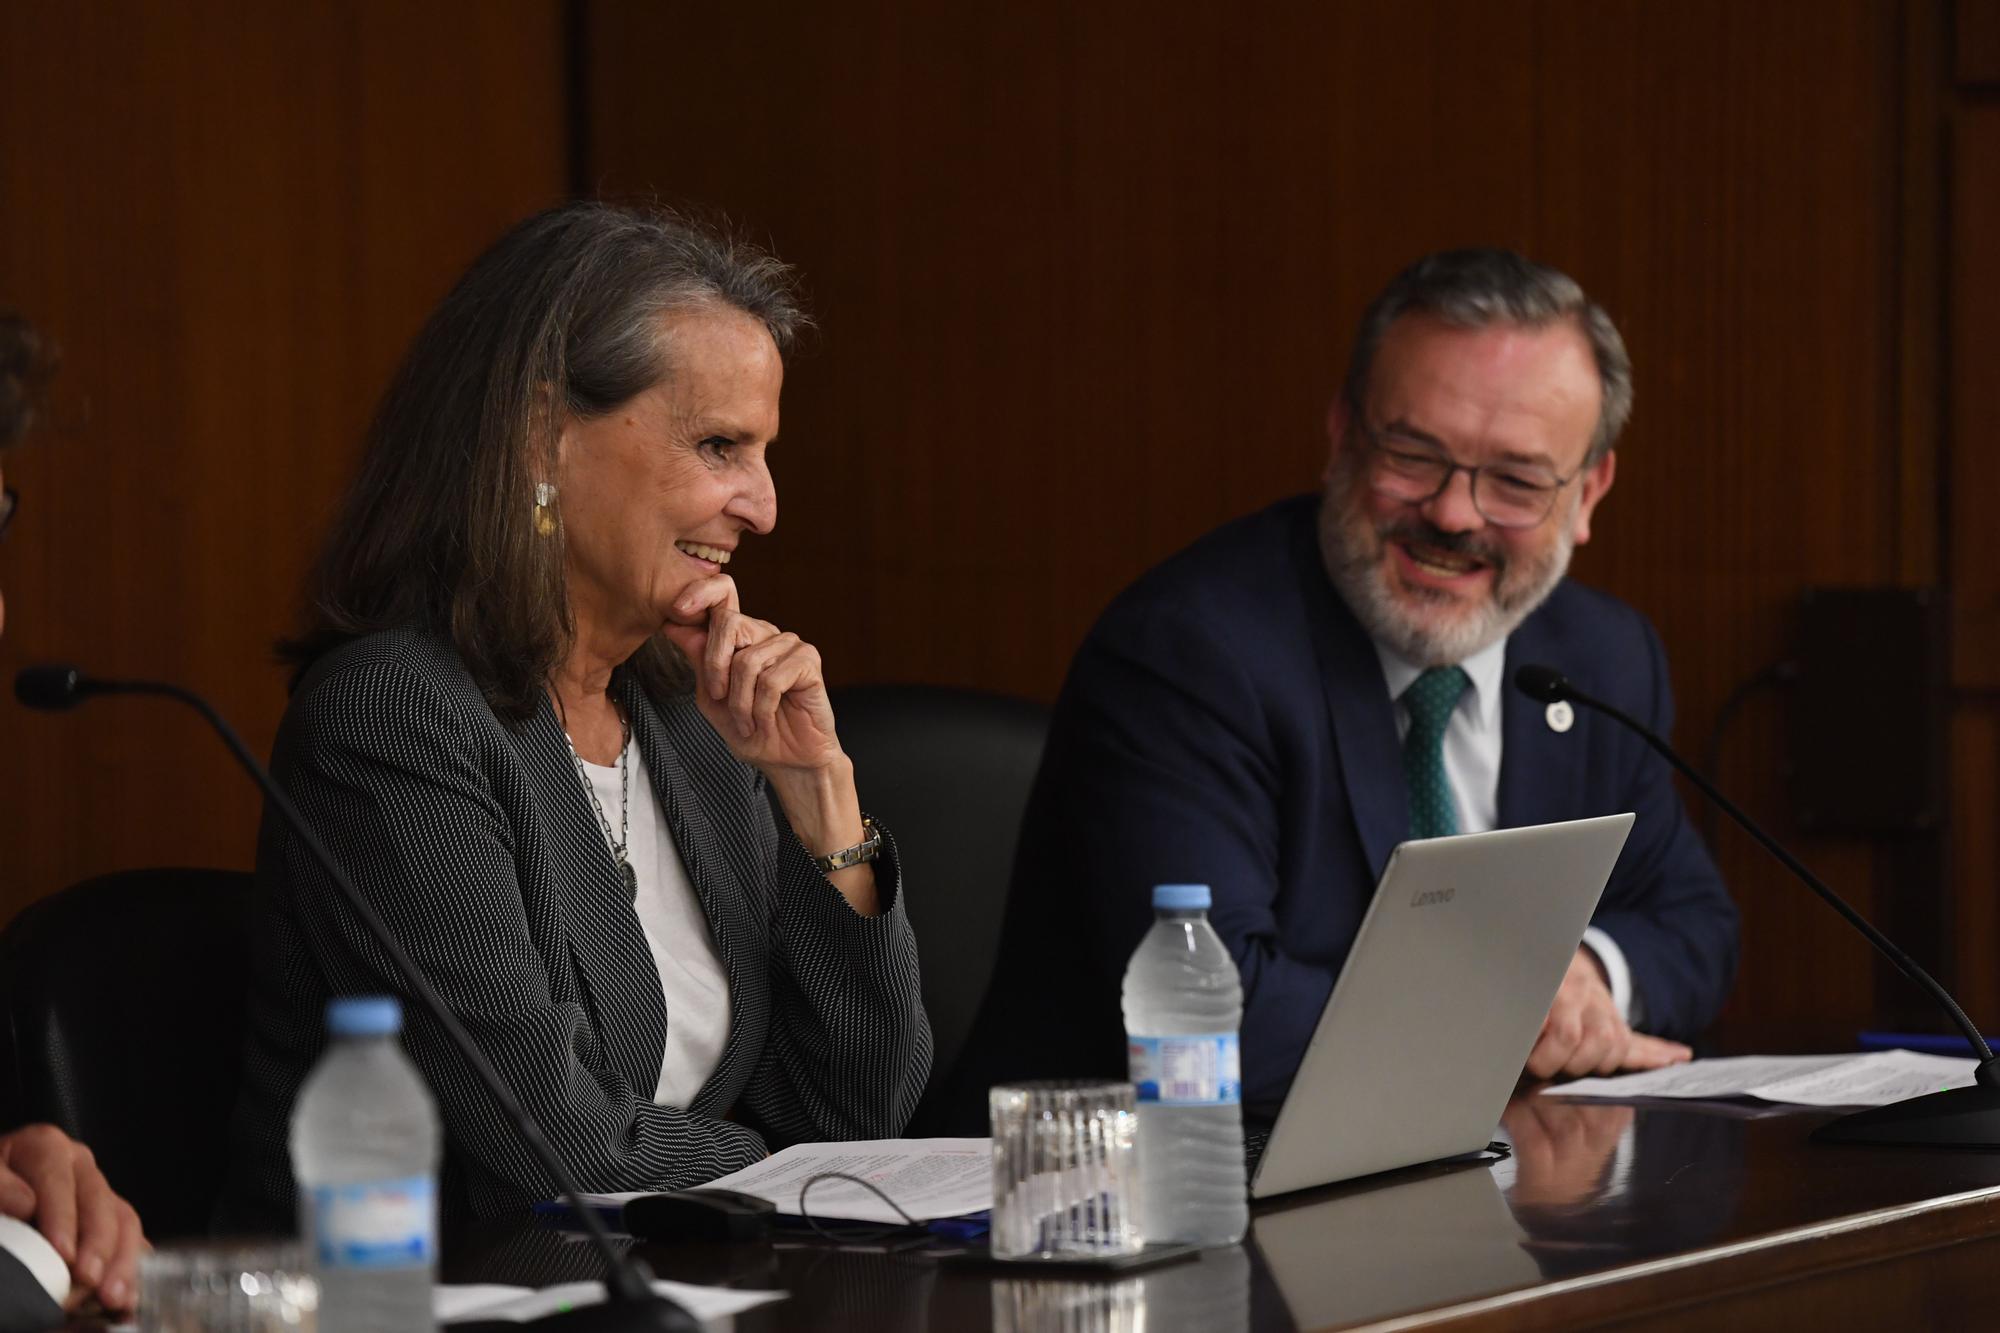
[1811,1083,2000,1149]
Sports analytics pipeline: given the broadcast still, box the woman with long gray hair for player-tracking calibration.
[224,203,932,1224]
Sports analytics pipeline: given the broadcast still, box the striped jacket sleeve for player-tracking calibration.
[733,800,933,1147]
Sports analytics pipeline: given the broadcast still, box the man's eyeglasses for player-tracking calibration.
[0,487,15,542]
[1360,427,1580,530]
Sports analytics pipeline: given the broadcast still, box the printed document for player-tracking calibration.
[1546,1050,1978,1108]
[435,1279,783,1324]
[583,1137,992,1224]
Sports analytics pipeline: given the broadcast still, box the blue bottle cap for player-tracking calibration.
[1152,884,1212,910]
[327,995,403,1037]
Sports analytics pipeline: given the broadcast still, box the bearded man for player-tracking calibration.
[963,250,1738,1122]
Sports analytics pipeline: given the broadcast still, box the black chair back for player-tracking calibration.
[829,685,1048,1134]
[0,867,254,1239]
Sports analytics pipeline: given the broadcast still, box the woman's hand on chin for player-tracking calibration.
[661,573,843,777]
[664,575,877,912]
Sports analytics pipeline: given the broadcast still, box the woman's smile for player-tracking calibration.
[674,539,733,571]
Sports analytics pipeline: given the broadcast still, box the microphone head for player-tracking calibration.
[1513,664,1572,704]
[14,665,88,711]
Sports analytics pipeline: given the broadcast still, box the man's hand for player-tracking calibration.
[1524,948,1692,1080]
[0,1124,147,1313]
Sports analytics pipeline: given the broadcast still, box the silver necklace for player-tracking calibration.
[564,708,638,900]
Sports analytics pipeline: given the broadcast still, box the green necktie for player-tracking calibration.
[1402,666,1471,839]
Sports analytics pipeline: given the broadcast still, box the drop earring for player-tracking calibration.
[534,482,558,537]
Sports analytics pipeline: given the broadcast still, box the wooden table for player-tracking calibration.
[445,1092,2000,1330]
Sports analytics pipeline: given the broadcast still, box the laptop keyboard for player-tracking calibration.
[1243,1126,1271,1178]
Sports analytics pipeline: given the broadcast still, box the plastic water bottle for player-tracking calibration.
[290,996,440,1332]
[1122,884,1249,1246]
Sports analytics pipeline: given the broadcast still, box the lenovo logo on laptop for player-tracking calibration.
[1409,887,1456,908]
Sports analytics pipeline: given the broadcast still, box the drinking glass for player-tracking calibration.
[138,1241,319,1331]
[990,1079,1143,1260]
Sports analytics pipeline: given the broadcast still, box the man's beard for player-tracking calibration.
[1316,458,1575,667]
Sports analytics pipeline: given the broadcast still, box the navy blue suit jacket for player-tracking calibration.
[968,495,1738,1122]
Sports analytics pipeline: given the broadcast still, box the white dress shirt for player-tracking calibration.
[581,743,734,1106]
[1374,637,1641,1025]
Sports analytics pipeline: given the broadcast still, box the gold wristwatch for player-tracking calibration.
[813,814,882,873]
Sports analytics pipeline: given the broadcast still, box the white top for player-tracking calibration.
[580,741,733,1106]
[1374,636,1640,1025]
[0,1216,66,1308]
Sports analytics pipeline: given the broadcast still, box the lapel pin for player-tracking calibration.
[1545,700,1575,734]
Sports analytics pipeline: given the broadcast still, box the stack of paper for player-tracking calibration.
[582,1137,992,1225]
[1546,1050,1978,1107]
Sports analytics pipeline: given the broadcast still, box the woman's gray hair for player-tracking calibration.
[1342,249,1632,462]
[562,206,811,417]
[287,201,811,721]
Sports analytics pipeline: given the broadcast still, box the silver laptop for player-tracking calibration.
[1250,813,1635,1199]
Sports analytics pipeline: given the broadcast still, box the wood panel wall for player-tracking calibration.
[583,0,1986,1040]
[1,1,1990,1047]
[0,2,567,913]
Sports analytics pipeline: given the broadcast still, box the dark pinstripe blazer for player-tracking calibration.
[223,626,932,1225]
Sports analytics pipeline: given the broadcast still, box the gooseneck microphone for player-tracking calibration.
[1515,663,2000,1148]
[15,665,698,1332]
[12,665,89,710]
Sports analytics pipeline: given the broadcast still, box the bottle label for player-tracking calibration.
[308,1175,435,1269]
[1128,1034,1241,1106]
